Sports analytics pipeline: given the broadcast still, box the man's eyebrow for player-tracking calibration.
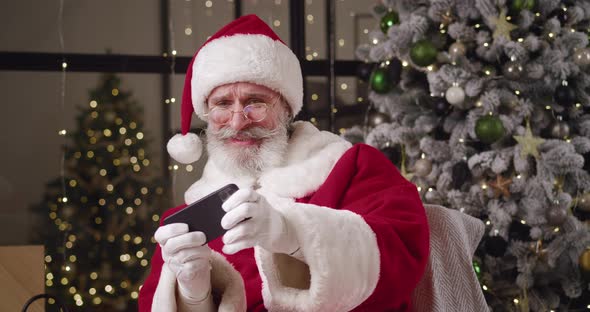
[209,93,274,104]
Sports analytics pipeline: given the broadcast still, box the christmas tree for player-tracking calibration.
[349,0,590,310]
[31,74,168,311]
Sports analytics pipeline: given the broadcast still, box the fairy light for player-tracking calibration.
[90,272,98,280]
[482,285,488,291]
[112,88,119,96]
[152,214,160,222]
[186,164,193,172]
[514,298,520,304]
[520,220,526,224]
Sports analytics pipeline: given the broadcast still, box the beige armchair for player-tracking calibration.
[412,204,490,311]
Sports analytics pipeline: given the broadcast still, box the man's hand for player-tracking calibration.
[221,189,299,255]
[155,223,212,303]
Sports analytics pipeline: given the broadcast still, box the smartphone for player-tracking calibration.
[163,184,239,243]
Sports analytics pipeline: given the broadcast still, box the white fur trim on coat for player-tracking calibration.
[255,202,381,311]
[184,121,351,204]
[192,34,303,120]
[152,251,246,312]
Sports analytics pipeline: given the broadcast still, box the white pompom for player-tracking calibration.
[166,133,203,164]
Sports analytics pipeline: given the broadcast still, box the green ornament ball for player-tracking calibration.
[380,10,400,34]
[473,260,482,280]
[370,66,393,94]
[410,40,438,67]
[475,115,506,144]
[509,0,536,13]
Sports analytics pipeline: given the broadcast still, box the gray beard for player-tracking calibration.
[206,122,289,177]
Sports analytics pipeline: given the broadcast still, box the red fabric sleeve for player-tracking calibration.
[302,144,429,311]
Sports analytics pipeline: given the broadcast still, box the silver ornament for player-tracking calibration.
[448,42,466,62]
[414,158,433,177]
[573,48,590,67]
[502,60,524,80]
[546,206,568,226]
[550,121,570,139]
[445,85,465,106]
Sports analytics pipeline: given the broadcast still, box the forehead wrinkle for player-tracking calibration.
[209,83,278,104]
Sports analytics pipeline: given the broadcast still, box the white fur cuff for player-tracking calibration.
[255,203,380,312]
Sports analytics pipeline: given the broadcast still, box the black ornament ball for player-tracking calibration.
[432,97,451,116]
[357,62,374,82]
[508,220,532,241]
[486,235,508,257]
[380,145,402,168]
[550,120,570,139]
[387,58,403,86]
[451,161,472,189]
[380,10,400,34]
[546,206,568,226]
[553,84,577,107]
[556,8,569,25]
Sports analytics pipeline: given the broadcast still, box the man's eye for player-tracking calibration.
[215,101,231,107]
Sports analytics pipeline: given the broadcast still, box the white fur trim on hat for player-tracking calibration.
[166,133,203,164]
[191,34,303,120]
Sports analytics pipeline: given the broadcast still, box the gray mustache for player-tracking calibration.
[209,126,279,140]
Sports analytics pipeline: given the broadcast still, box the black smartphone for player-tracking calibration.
[163,184,239,243]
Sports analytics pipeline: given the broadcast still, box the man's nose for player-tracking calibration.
[228,103,250,131]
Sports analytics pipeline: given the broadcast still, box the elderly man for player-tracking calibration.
[139,15,429,312]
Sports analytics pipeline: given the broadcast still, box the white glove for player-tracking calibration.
[155,223,212,303]
[220,189,299,255]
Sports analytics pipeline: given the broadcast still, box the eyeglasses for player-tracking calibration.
[204,102,270,125]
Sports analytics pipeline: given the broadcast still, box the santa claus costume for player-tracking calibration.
[139,15,429,312]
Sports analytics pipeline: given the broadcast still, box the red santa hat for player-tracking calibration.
[167,14,303,164]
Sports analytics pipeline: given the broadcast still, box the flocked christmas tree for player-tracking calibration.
[31,74,168,311]
[347,0,590,310]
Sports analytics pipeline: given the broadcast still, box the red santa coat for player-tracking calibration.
[139,121,429,311]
